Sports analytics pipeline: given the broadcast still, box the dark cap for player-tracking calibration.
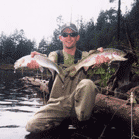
[61,23,78,33]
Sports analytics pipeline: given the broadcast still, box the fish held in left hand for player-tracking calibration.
[66,48,128,77]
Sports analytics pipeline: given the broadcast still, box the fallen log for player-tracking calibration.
[19,76,50,104]
[94,93,139,134]
[20,76,49,94]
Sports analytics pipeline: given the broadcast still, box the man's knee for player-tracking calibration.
[80,79,95,86]
[78,79,97,91]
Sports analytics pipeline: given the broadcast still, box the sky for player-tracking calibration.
[0,0,134,46]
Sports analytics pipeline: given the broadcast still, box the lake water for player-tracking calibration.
[0,70,45,139]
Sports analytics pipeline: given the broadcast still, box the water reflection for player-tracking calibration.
[0,70,44,139]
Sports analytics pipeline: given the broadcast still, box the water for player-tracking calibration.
[0,70,44,139]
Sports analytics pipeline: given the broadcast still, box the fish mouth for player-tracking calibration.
[121,57,128,61]
[113,56,128,61]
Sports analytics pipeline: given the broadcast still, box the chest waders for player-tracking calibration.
[48,49,82,93]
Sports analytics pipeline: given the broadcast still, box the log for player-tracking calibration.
[94,93,139,134]
[20,76,49,94]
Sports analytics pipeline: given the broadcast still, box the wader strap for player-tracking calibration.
[56,50,64,65]
[48,49,82,93]
[74,49,82,64]
[56,49,82,65]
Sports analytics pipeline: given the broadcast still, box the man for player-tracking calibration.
[26,23,110,133]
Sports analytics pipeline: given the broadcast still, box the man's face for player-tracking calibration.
[59,28,80,49]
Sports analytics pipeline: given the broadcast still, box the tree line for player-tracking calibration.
[0,0,139,64]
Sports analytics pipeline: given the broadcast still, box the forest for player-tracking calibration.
[0,0,139,64]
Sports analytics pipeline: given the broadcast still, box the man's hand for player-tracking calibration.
[40,80,49,93]
[92,47,110,68]
[97,47,103,53]
[27,51,40,69]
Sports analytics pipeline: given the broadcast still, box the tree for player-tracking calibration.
[77,17,87,51]
[12,29,35,60]
[0,32,7,59]
[109,0,116,2]
[94,9,118,48]
[38,38,48,54]
[47,15,63,54]
[3,37,15,62]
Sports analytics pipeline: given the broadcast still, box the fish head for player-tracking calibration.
[14,58,25,69]
[111,52,128,61]
[14,55,32,69]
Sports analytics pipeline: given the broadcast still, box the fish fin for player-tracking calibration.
[84,66,89,71]
[39,66,44,73]
[56,66,66,82]
[88,50,97,55]
[58,73,65,83]
[48,67,65,83]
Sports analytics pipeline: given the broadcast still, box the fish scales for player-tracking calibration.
[76,48,127,70]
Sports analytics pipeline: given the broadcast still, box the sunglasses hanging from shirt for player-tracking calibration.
[62,33,78,37]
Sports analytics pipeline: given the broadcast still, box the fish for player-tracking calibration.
[14,54,65,82]
[66,48,128,77]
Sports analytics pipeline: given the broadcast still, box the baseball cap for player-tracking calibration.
[61,23,78,33]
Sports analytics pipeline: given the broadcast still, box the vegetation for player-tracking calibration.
[0,0,139,66]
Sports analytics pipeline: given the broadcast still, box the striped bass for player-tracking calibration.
[66,48,128,77]
[14,55,65,81]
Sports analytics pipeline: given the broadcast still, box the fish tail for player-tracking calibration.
[39,66,44,73]
[58,73,65,83]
